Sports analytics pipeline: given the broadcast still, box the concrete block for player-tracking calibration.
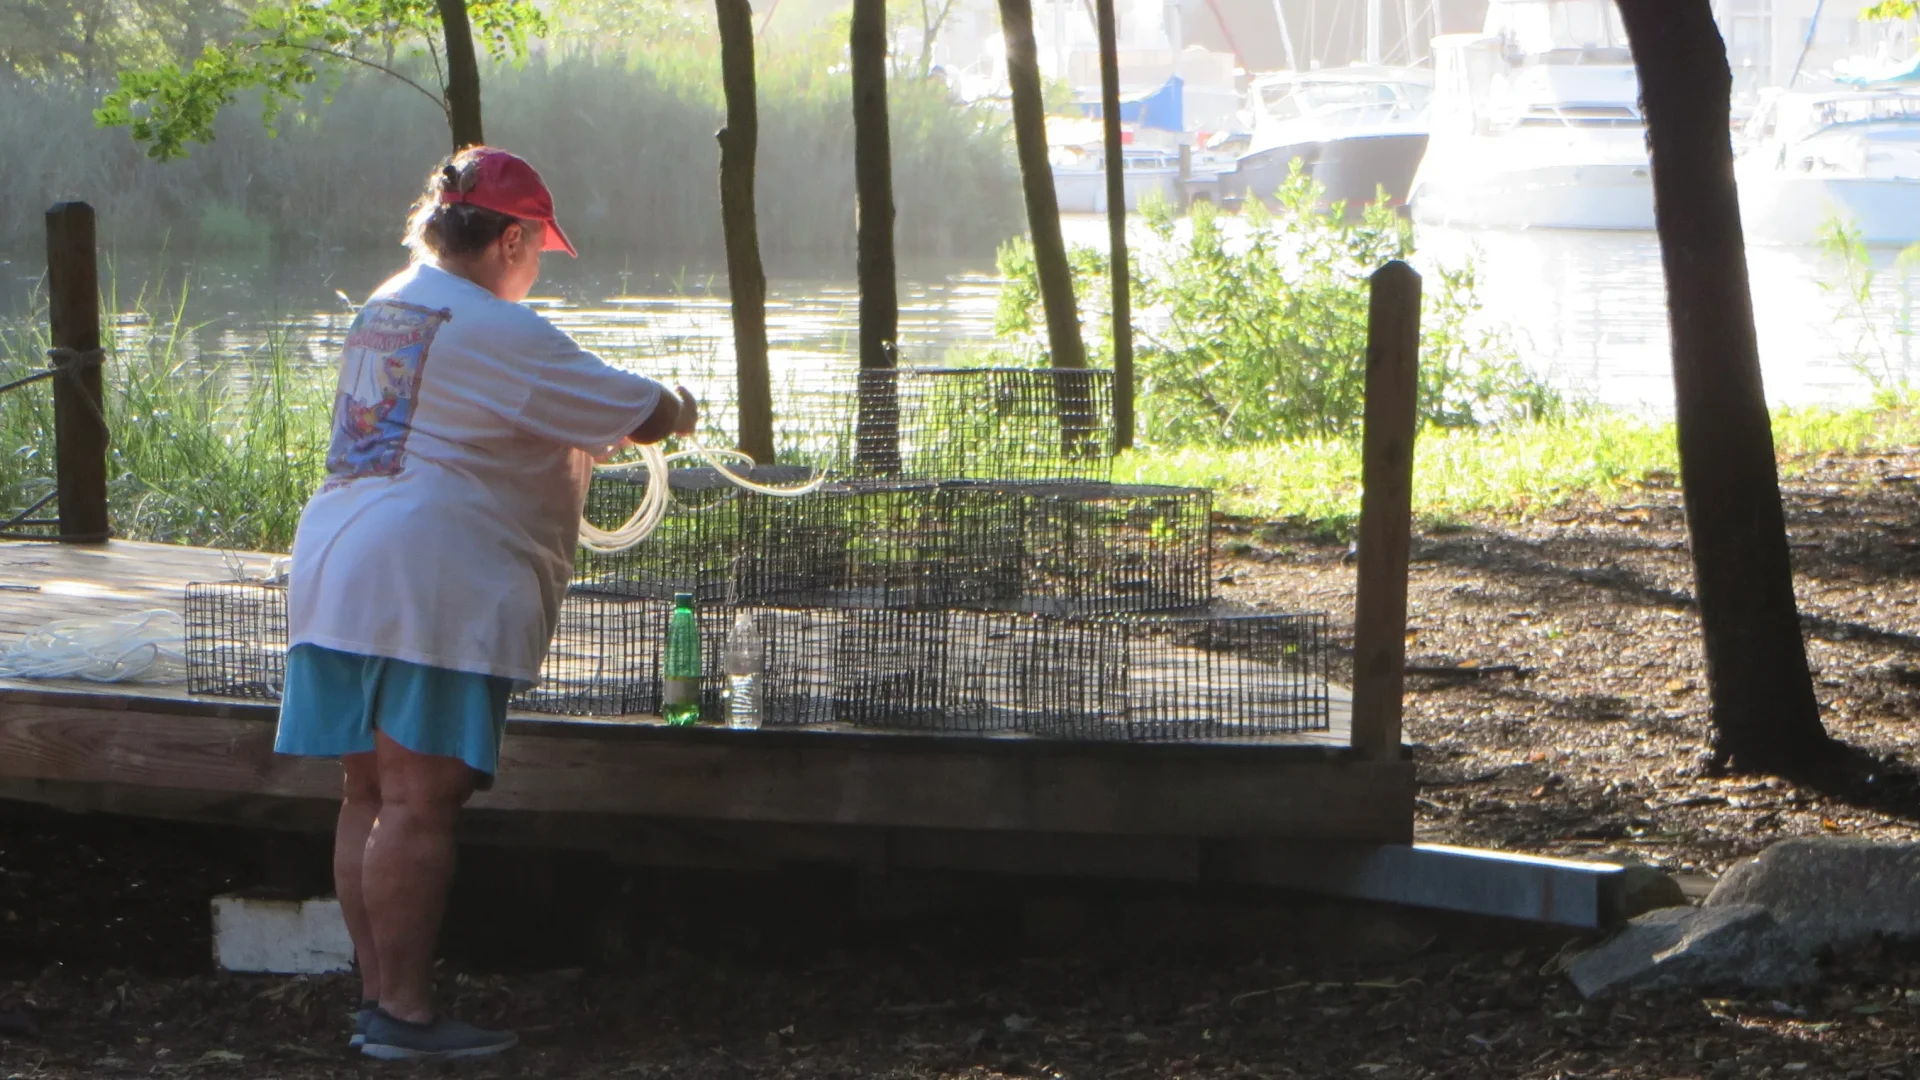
[1220,841,1632,927]
[212,894,354,974]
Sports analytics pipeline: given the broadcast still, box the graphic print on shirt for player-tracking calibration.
[325,300,449,484]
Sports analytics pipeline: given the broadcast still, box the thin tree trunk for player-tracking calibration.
[851,0,902,474]
[1095,0,1134,450]
[918,4,937,77]
[997,0,1094,448]
[715,0,775,463]
[1617,0,1831,773]
[436,0,484,148]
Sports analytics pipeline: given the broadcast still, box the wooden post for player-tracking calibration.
[715,0,776,463]
[44,203,108,545]
[1095,0,1134,451]
[1350,261,1420,761]
[851,0,902,474]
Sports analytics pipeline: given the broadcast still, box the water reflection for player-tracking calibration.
[1415,226,1920,415]
[5,226,1919,421]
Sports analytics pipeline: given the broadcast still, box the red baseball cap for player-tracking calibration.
[438,147,578,257]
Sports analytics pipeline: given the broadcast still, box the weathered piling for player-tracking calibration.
[45,202,109,544]
[1350,261,1421,761]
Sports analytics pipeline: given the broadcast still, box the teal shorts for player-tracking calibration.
[274,644,514,788]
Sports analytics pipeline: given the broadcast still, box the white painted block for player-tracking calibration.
[212,894,354,974]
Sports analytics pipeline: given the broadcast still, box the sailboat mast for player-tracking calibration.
[1272,0,1299,70]
[1365,0,1382,65]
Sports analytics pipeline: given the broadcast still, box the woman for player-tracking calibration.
[274,146,693,1061]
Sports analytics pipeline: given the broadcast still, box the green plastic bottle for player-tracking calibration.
[662,592,703,726]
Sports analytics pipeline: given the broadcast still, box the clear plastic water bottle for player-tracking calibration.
[723,611,765,730]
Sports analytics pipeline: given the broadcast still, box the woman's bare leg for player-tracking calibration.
[336,752,383,1003]
[363,732,474,1023]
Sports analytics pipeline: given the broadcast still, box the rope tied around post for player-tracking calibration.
[0,346,112,543]
[0,348,105,399]
[45,346,111,444]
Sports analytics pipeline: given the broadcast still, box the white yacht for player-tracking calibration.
[1216,67,1433,214]
[1409,0,1654,232]
[1736,87,1920,246]
[1051,143,1187,213]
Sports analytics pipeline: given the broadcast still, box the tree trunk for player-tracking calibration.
[851,0,902,474]
[1095,0,1134,450]
[436,0,485,148]
[1617,0,1831,772]
[715,0,775,463]
[997,0,1094,447]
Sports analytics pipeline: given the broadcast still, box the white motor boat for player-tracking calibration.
[1216,67,1433,214]
[1736,87,1920,246]
[1410,0,1655,232]
[1050,143,1226,213]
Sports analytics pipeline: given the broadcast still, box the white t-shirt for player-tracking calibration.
[288,261,667,684]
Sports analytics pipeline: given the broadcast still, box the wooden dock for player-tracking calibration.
[0,539,1414,882]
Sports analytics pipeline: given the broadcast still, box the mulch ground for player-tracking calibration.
[4,446,1920,1078]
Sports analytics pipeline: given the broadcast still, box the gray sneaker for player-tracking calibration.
[359,1009,518,1061]
[348,1002,375,1048]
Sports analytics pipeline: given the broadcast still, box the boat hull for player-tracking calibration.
[1737,173,1920,246]
[1410,161,1655,231]
[1052,167,1182,214]
[1220,132,1431,213]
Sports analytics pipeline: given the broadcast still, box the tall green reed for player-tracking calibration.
[1,37,1022,261]
[1,278,331,552]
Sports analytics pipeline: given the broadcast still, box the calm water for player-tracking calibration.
[5,223,1917,420]
[1412,226,1920,415]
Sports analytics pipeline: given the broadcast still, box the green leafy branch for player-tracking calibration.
[1862,1,1918,20]
[95,0,547,161]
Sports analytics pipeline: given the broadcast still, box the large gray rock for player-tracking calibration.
[1614,863,1689,920]
[1706,839,1920,949]
[1565,904,1816,999]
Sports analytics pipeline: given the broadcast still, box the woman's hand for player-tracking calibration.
[630,384,699,445]
[671,386,698,436]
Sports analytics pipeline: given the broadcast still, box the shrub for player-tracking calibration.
[995,168,1562,445]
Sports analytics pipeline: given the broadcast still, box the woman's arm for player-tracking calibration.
[630,385,699,444]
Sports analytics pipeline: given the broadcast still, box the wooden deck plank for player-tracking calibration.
[0,693,1413,841]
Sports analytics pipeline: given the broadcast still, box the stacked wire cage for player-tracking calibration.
[182,365,1334,742]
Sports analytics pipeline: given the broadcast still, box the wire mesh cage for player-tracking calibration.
[741,605,1329,740]
[1038,611,1333,742]
[185,582,289,700]
[733,480,1211,615]
[573,464,817,604]
[512,591,659,717]
[775,367,1115,481]
[495,594,742,719]
[182,596,1329,741]
[183,583,711,719]
[1003,482,1213,616]
[747,607,984,730]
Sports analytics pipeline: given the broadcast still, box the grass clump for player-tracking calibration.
[1,282,329,552]
[1120,404,1920,536]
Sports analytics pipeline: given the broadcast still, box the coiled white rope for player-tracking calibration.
[0,609,186,683]
[577,437,826,553]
